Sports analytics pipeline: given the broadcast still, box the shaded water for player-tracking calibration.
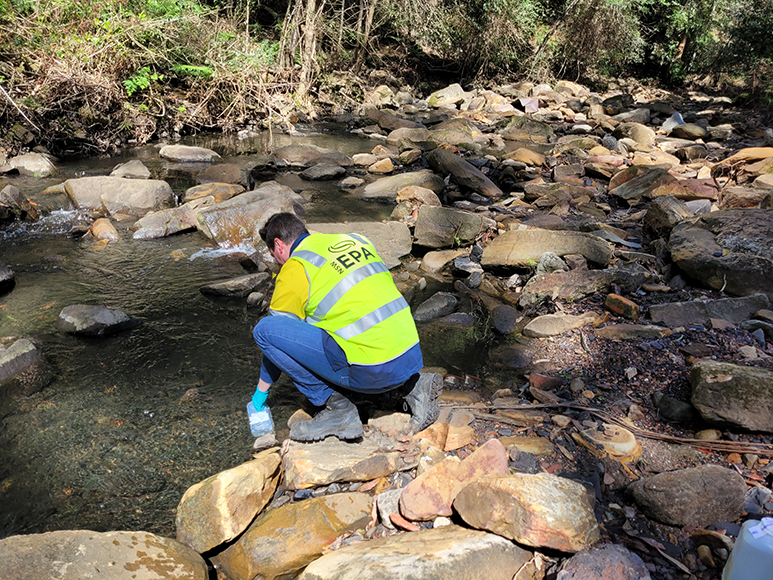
[0,129,487,538]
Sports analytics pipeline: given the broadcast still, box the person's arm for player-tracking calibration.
[268,259,309,320]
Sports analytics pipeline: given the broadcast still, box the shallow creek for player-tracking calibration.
[0,128,490,538]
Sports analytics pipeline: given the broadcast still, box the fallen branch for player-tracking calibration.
[0,83,40,132]
[457,402,773,457]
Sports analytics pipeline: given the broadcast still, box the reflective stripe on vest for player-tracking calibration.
[293,249,326,268]
[308,261,390,323]
[333,295,410,340]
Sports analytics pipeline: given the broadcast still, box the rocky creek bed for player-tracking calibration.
[1,79,773,579]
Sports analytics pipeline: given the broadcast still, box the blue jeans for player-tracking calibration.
[253,316,348,406]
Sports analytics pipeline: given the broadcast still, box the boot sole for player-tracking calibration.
[290,425,364,442]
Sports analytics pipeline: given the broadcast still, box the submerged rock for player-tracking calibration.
[199,272,271,298]
[0,338,41,382]
[57,304,139,336]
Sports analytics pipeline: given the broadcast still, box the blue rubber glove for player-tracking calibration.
[252,386,269,411]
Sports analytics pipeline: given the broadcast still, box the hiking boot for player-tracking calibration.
[289,392,364,442]
[401,372,442,432]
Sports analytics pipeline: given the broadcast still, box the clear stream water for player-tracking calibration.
[0,129,489,538]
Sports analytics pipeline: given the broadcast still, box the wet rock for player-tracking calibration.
[159,144,221,163]
[196,181,304,248]
[0,339,41,382]
[649,294,769,327]
[91,217,119,242]
[300,163,347,180]
[63,176,174,217]
[196,162,245,185]
[413,291,459,322]
[176,450,281,552]
[0,152,57,177]
[358,169,445,201]
[454,472,600,552]
[426,148,502,198]
[111,159,151,179]
[183,182,244,203]
[626,464,746,527]
[0,185,38,221]
[283,436,399,489]
[668,209,773,299]
[0,530,208,580]
[522,312,597,338]
[518,270,614,308]
[297,525,531,580]
[399,439,509,520]
[691,360,773,432]
[414,205,495,249]
[307,221,412,270]
[273,143,353,168]
[217,493,372,580]
[199,272,270,298]
[556,544,651,580]
[135,197,217,239]
[0,262,14,294]
[57,304,138,336]
[482,229,612,269]
[644,195,692,237]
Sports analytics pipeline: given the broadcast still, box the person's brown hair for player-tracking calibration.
[259,212,309,251]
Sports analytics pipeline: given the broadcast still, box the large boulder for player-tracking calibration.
[63,176,174,217]
[195,181,304,248]
[455,473,599,552]
[0,152,57,177]
[414,206,496,249]
[176,450,281,553]
[297,525,531,580]
[668,209,773,299]
[133,196,216,240]
[217,493,372,580]
[426,148,502,198]
[0,530,208,580]
[427,83,473,108]
[306,221,412,270]
[283,436,399,490]
[358,170,445,202]
[159,144,220,163]
[481,229,613,268]
[272,143,353,168]
[690,360,773,432]
[626,465,746,527]
[518,270,614,308]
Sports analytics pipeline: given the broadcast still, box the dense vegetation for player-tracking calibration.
[0,0,771,155]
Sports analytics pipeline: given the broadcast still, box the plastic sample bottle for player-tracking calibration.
[722,518,773,580]
[247,402,274,437]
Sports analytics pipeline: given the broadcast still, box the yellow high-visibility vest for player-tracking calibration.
[288,232,419,365]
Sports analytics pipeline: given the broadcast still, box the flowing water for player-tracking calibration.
[0,128,487,538]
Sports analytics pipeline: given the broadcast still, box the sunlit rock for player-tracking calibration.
[160,144,220,163]
[454,472,600,552]
[0,530,208,580]
[176,449,281,553]
[217,493,372,580]
[297,526,531,580]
